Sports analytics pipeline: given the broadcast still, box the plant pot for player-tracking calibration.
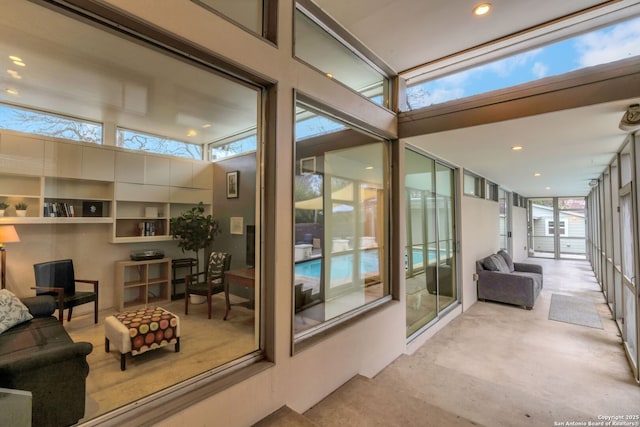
[0,210,5,217]
[16,210,26,217]
[190,294,206,304]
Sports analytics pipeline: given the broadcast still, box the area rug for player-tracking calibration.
[548,293,603,329]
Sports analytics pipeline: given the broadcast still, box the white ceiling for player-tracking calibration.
[314,0,640,196]
[2,1,640,197]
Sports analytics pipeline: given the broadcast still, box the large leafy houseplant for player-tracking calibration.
[170,202,221,272]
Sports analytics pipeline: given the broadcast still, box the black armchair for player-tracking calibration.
[185,252,231,319]
[33,259,99,324]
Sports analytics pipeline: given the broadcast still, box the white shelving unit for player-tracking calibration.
[0,131,214,243]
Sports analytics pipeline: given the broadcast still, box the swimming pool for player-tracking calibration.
[295,251,380,281]
[294,248,440,280]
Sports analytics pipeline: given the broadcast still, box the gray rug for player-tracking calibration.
[549,293,603,329]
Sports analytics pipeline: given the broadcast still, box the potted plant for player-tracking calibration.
[170,201,221,273]
[14,202,28,217]
[0,201,8,217]
[170,202,221,304]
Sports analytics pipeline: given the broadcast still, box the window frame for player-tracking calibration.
[463,170,483,198]
[292,92,393,349]
[294,0,394,110]
[14,1,274,424]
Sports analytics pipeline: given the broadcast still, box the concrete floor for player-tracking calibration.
[257,258,640,426]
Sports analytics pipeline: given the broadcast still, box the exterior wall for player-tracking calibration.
[460,195,499,311]
[97,1,403,426]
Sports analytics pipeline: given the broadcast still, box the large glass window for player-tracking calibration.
[405,15,640,110]
[0,1,262,423]
[294,4,390,108]
[0,103,102,143]
[117,127,203,159]
[405,147,458,338]
[192,0,264,34]
[293,100,390,340]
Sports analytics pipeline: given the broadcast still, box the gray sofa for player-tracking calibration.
[476,250,543,309]
[0,294,92,426]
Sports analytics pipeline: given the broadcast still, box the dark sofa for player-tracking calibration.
[0,295,92,427]
[476,250,543,310]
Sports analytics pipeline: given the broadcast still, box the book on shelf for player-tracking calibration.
[43,202,76,217]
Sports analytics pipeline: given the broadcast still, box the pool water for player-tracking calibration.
[295,251,380,281]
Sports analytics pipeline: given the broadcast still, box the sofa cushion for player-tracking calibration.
[484,254,510,273]
[498,250,515,272]
[0,290,34,335]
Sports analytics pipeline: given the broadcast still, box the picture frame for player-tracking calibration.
[300,156,316,175]
[230,216,243,235]
[226,171,239,199]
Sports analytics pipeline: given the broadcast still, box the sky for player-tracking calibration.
[407,16,640,109]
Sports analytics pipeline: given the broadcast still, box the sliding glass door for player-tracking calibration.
[405,147,457,338]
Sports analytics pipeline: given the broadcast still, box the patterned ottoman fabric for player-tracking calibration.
[115,307,178,356]
[104,306,180,370]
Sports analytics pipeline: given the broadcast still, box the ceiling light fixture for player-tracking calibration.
[511,146,523,151]
[9,55,22,61]
[545,186,551,190]
[473,3,491,16]
[13,61,25,67]
[7,70,21,80]
[365,166,374,170]
[5,88,19,96]
[187,130,197,137]
[201,124,211,129]
[534,173,541,177]
[619,103,640,132]
[326,73,334,78]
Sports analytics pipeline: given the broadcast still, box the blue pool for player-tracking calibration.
[295,251,380,281]
[294,248,440,280]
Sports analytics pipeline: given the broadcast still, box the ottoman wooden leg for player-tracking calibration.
[121,353,126,371]
[105,337,110,352]
[175,337,180,352]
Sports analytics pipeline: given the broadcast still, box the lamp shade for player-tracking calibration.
[0,225,20,245]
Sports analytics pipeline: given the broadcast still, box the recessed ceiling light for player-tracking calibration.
[201,124,211,128]
[326,73,334,78]
[5,88,19,96]
[365,166,374,170]
[545,186,551,190]
[13,61,25,67]
[187,130,197,137]
[7,70,21,79]
[511,146,523,151]
[473,3,491,16]
[534,172,541,177]
[9,55,22,62]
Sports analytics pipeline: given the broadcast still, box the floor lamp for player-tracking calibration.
[0,225,20,290]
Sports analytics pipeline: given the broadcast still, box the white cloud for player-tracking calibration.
[576,17,640,67]
[532,62,549,78]
[479,48,544,77]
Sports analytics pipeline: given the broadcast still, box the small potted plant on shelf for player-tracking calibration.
[15,202,28,217]
[0,201,8,217]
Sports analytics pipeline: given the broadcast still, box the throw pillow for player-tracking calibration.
[498,250,515,272]
[492,254,510,273]
[483,256,499,271]
[0,289,34,335]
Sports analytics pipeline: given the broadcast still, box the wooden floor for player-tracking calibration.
[63,296,256,422]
